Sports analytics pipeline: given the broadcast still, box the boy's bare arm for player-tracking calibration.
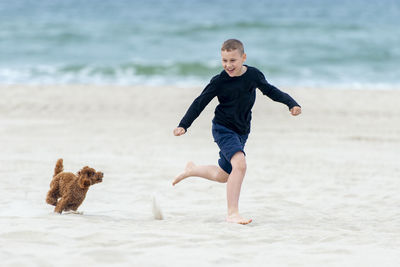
[173,127,186,136]
[290,106,302,116]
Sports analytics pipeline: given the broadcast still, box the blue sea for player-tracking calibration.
[0,0,399,88]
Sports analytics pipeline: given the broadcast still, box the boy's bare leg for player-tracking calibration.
[226,152,252,225]
[172,162,229,186]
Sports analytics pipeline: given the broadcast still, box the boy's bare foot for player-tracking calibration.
[172,161,195,186]
[226,213,252,225]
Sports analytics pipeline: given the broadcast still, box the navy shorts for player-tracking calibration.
[212,122,249,174]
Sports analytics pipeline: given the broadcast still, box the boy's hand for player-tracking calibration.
[290,106,301,116]
[173,127,186,136]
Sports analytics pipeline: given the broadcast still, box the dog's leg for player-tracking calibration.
[54,197,70,214]
[46,179,60,206]
[66,204,84,215]
[64,203,78,212]
[69,203,82,212]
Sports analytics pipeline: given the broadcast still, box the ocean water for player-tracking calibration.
[0,0,399,88]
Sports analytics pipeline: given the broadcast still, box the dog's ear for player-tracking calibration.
[77,166,89,177]
[78,177,91,188]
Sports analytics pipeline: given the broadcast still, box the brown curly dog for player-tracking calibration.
[46,159,103,214]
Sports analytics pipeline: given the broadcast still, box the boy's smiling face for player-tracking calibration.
[221,49,247,77]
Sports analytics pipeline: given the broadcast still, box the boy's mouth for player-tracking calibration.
[226,68,235,75]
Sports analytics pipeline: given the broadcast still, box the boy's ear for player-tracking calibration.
[242,53,247,61]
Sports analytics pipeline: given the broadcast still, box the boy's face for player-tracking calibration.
[221,49,247,77]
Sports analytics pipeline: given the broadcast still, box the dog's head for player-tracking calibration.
[77,166,104,188]
[77,166,96,189]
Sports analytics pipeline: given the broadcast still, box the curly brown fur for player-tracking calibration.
[46,159,103,214]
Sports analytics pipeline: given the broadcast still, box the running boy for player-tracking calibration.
[172,39,301,224]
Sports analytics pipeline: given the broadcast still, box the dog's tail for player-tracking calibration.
[54,158,64,177]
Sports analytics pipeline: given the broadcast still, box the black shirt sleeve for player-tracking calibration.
[255,69,300,109]
[178,76,219,131]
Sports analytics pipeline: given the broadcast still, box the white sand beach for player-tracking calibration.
[0,85,399,266]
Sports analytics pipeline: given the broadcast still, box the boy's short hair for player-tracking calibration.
[221,39,244,55]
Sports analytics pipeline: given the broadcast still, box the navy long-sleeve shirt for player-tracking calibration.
[178,65,300,135]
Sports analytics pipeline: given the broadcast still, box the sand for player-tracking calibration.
[0,85,399,266]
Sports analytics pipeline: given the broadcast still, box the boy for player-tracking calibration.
[172,39,301,225]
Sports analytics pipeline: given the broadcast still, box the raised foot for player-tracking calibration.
[172,161,195,186]
[226,214,252,225]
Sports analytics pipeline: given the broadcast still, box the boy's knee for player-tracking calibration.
[235,161,247,173]
[219,176,229,183]
[231,152,246,173]
[216,168,229,183]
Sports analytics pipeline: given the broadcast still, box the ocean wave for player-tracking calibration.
[1,62,399,90]
[0,62,219,86]
[168,20,367,37]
